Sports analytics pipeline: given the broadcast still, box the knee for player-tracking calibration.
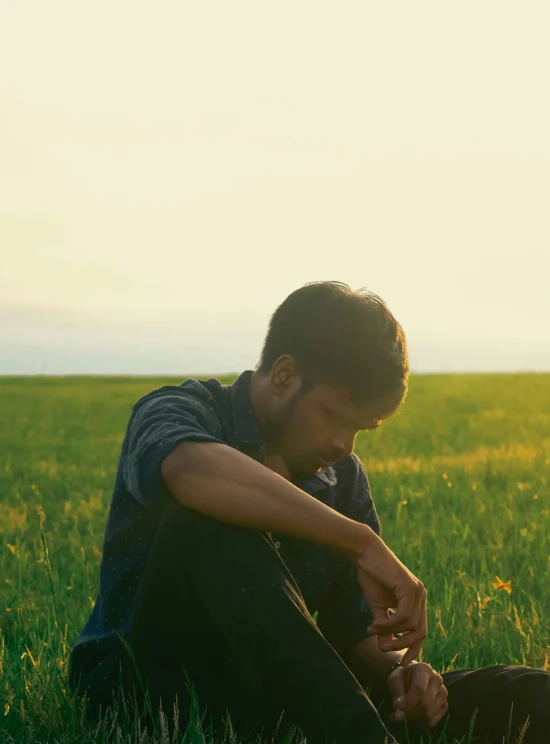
[496,666,550,733]
[501,665,550,694]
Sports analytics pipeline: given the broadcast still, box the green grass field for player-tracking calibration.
[1,373,549,743]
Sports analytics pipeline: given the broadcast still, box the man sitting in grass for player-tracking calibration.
[69,281,550,743]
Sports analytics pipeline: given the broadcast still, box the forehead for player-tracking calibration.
[303,381,387,429]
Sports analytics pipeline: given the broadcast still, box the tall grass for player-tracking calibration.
[0,373,548,742]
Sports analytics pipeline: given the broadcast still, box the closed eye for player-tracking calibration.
[324,405,379,432]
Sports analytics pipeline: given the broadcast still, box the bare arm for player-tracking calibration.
[346,635,405,689]
[162,441,374,560]
[161,441,427,662]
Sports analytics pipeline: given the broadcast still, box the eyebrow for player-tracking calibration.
[332,406,380,431]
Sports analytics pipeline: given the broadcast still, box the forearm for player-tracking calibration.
[161,441,377,560]
[346,636,406,691]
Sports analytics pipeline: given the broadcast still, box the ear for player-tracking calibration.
[271,356,301,396]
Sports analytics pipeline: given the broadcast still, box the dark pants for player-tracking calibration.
[375,665,550,743]
[71,508,550,743]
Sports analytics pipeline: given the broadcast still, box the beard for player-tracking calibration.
[263,392,305,479]
[274,396,321,483]
[266,390,300,443]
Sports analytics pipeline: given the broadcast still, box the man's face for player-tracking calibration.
[268,377,387,479]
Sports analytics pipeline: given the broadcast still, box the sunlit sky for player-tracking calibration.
[2,1,549,375]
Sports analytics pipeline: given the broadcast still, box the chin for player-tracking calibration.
[288,465,309,481]
[299,463,319,477]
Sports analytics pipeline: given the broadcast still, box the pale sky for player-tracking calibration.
[1,1,549,375]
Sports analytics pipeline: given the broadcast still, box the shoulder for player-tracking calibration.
[126,378,227,440]
[131,377,222,416]
[332,452,370,490]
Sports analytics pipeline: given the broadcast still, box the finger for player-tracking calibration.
[401,675,429,716]
[402,637,424,666]
[377,593,422,651]
[409,586,424,635]
[378,623,427,657]
[366,608,399,651]
[371,584,426,635]
[374,631,421,652]
[400,678,447,727]
[425,687,448,728]
[389,710,407,725]
[422,674,443,711]
[401,594,428,665]
[370,590,418,633]
[378,633,397,653]
[366,622,396,640]
[369,609,413,634]
[387,668,406,708]
[393,693,424,724]
[427,697,449,729]
[366,606,392,636]
[373,631,424,667]
[401,578,423,631]
[369,605,392,625]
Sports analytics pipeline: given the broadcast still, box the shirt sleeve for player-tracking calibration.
[121,386,227,510]
[316,458,381,659]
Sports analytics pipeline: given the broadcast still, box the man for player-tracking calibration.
[69,281,549,743]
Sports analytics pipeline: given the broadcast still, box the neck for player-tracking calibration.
[249,370,285,457]
[248,371,272,439]
[249,372,312,484]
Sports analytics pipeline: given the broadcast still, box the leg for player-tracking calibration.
[81,506,396,744]
[375,664,550,743]
[439,665,550,743]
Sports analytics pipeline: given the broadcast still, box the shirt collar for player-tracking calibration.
[229,370,337,491]
[230,370,265,446]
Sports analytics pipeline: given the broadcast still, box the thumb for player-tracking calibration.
[367,606,390,634]
[387,668,406,712]
[366,608,394,652]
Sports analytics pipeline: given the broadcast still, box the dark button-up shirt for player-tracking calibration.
[71,370,381,669]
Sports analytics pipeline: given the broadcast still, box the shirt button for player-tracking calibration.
[275,541,281,549]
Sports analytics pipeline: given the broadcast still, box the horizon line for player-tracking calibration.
[1,369,548,379]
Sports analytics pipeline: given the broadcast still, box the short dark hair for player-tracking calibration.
[256,281,409,418]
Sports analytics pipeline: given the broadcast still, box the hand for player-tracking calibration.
[355,534,427,665]
[387,662,448,729]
